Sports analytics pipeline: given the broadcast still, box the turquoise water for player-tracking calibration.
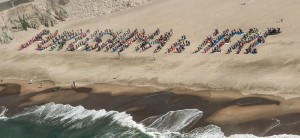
[0,103,298,138]
[0,103,151,138]
[0,119,150,138]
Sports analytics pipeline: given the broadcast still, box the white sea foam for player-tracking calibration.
[1,103,300,138]
[140,110,300,138]
[142,109,203,132]
[229,134,300,138]
[0,106,7,119]
[0,106,6,116]
[11,103,146,132]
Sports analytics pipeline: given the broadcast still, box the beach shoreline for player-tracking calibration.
[1,79,300,136]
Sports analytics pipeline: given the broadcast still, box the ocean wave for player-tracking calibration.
[12,103,145,130]
[0,103,299,138]
[0,103,151,138]
[0,106,7,119]
[229,134,300,138]
[142,109,203,132]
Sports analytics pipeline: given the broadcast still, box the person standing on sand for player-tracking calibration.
[118,51,122,60]
[73,81,76,88]
[29,79,33,84]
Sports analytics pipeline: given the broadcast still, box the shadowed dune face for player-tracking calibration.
[0,84,21,96]
[0,1,11,11]
[12,0,32,7]
[0,0,31,11]
[233,97,280,106]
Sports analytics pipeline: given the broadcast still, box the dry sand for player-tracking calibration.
[1,0,299,99]
[0,0,300,135]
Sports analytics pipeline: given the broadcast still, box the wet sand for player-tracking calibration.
[1,79,300,136]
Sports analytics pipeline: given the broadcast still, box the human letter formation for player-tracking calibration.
[18,28,281,54]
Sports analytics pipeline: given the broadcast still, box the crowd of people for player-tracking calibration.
[50,29,87,51]
[244,29,273,54]
[36,30,59,51]
[193,29,219,53]
[19,29,50,51]
[166,35,191,53]
[227,28,260,54]
[17,27,281,54]
[110,29,139,53]
[210,29,244,53]
[191,27,278,54]
[244,36,265,54]
[66,29,93,51]
[267,27,281,35]
[93,29,124,52]
[192,28,243,54]
[134,28,160,52]
[153,29,174,53]
[202,29,230,53]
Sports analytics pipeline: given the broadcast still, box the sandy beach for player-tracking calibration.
[0,0,300,137]
[1,0,300,99]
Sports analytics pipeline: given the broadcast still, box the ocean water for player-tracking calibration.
[0,103,299,138]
